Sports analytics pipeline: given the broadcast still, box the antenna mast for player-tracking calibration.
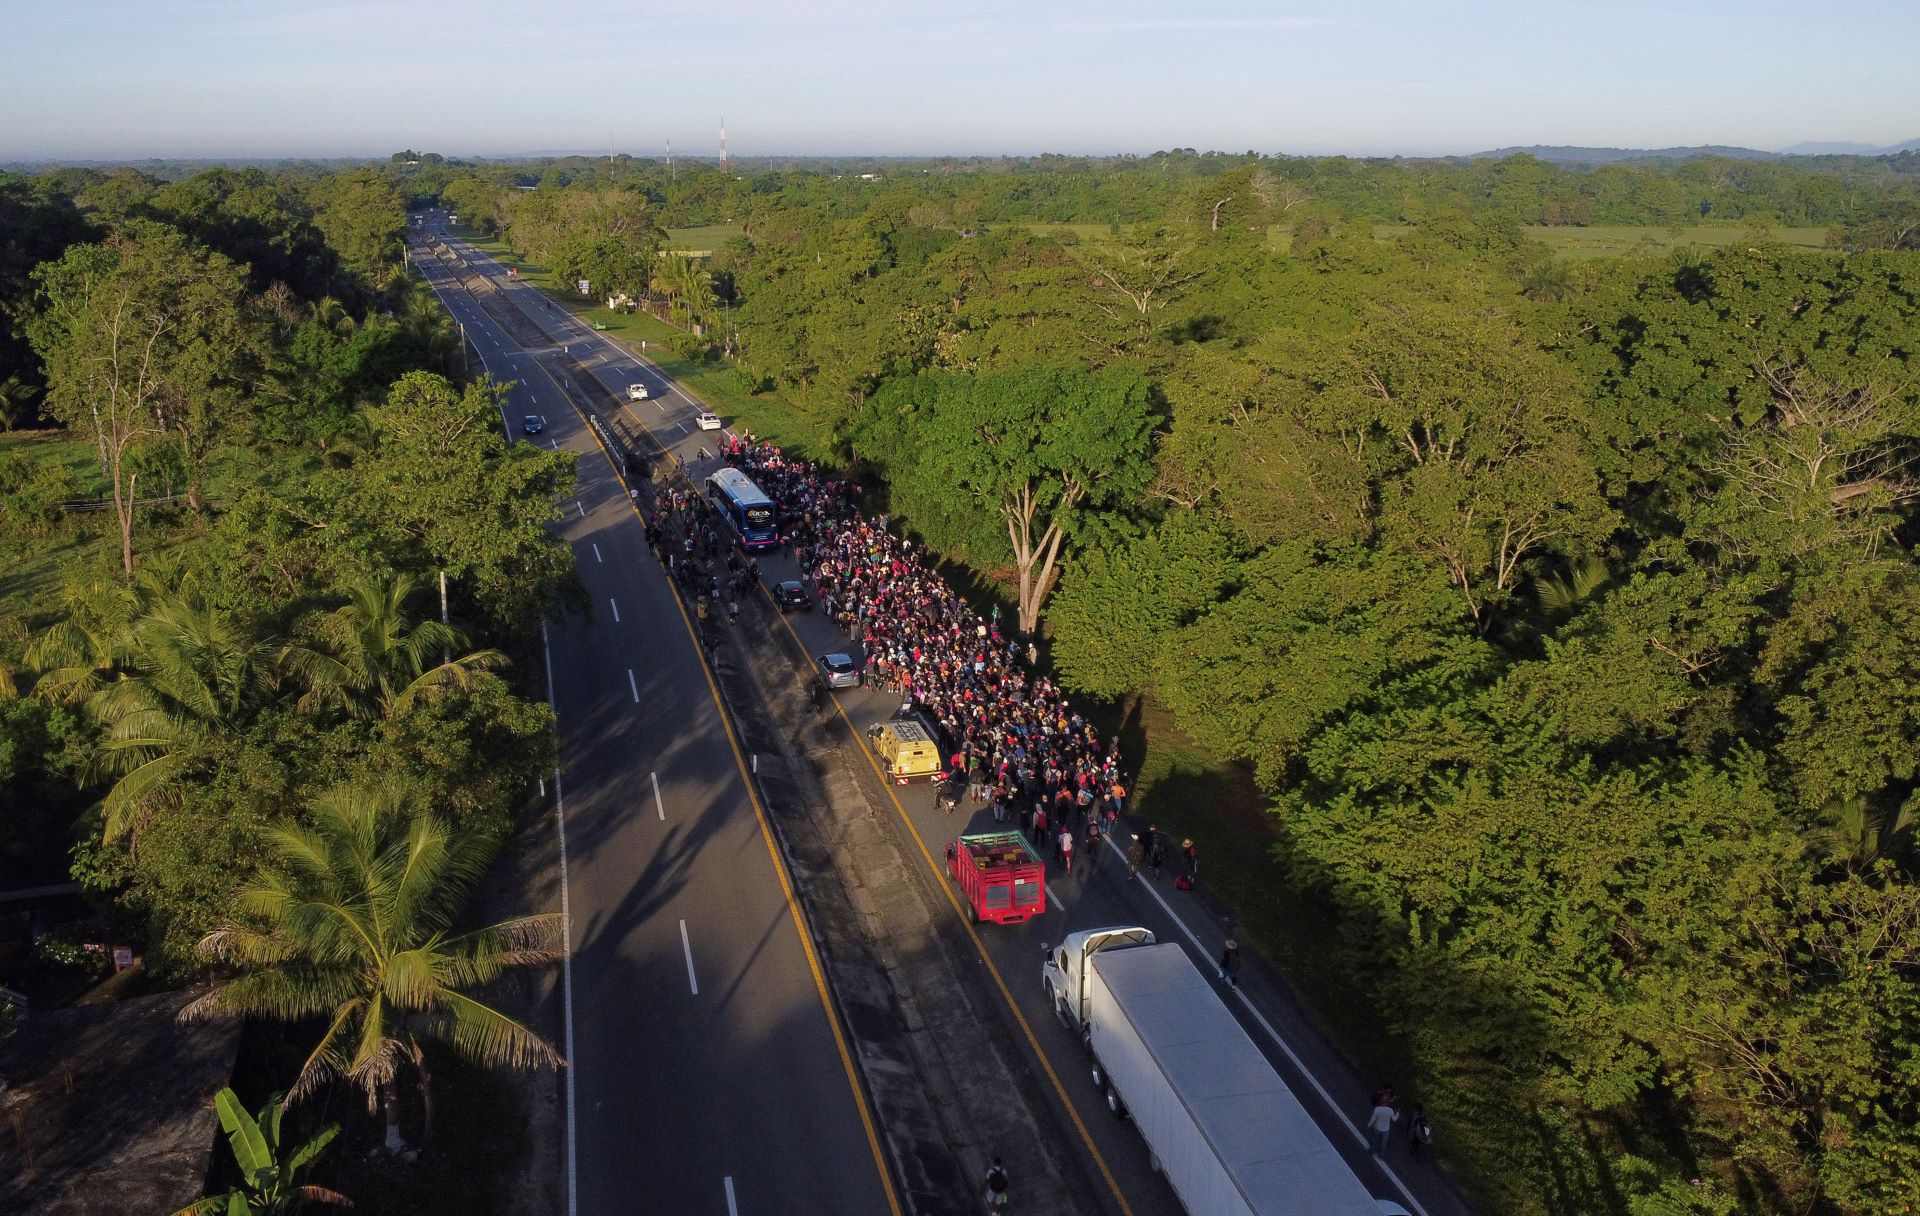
[667,137,674,180]
[720,118,728,171]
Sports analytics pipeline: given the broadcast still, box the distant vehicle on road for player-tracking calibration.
[704,467,778,550]
[628,383,650,401]
[522,415,546,436]
[773,581,812,612]
[817,652,860,690]
[695,409,723,431]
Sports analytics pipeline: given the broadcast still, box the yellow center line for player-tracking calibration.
[766,606,1138,1216]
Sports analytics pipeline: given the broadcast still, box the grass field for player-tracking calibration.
[1523,222,1830,258]
[662,223,742,253]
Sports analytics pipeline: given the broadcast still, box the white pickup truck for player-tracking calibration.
[1043,926,1387,1216]
[628,382,649,401]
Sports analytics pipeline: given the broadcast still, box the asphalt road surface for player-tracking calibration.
[409,215,898,1216]
[413,212,1473,1216]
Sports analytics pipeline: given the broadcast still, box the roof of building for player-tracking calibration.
[0,989,242,1216]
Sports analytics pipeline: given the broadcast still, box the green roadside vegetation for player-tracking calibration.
[438,147,1920,1216]
[0,166,575,1212]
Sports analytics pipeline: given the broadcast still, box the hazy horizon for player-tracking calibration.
[4,0,1915,162]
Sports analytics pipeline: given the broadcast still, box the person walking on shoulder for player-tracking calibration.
[1367,1095,1398,1155]
[1408,1104,1432,1162]
[1218,939,1240,987]
[1126,836,1145,879]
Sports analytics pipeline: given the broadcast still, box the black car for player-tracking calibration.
[773,580,812,612]
[522,414,546,436]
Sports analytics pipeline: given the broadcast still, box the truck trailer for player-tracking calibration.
[1042,927,1383,1216]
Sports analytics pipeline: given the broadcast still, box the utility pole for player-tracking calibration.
[668,137,674,180]
[720,118,727,172]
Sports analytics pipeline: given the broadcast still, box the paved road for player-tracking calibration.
[417,214,1474,1216]
[409,214,898,1216]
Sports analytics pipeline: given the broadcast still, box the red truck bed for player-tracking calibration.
[947,831,1047,925]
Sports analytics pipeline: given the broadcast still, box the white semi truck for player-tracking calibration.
[1042,926,1386,1216]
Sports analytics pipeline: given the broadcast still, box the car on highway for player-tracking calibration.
[695,409,723,431]
[522,414,546,436]
[773,581,813,612]
[817,652,860,689]
[628,383,650,401]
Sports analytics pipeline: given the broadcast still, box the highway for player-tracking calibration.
[413,214,1472,1216]
[408,215,898,1216]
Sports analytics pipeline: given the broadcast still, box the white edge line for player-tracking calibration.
[628,668,639,703]
[540,622,579,1216]
[651,770,665,821]
[679,919,699,994]
[1133,877,1432,1216]
[724,1176,739,1216]
[592,543,603,563]
[610,597,621,623]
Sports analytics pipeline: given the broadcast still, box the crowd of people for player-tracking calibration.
[711,433,1136,874]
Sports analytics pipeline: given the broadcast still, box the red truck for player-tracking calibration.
[947,832,1047,925]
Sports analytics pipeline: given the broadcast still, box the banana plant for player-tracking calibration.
[174,1087,349,1215]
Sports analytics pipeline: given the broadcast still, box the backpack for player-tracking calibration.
[986,1166,1009,1194]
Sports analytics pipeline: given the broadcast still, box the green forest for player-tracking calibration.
[5,148,1920,1215]
[0,165,575,1206]
[462,150,1920,1216]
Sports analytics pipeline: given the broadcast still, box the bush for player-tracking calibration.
[0,450,78,533]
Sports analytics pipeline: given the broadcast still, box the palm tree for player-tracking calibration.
[173,1087,350,1215]
[1534,554,1612,613]
[24,574,142,707]
[391,281,460,376]
[309,297,357,341]
[283,574,507,721]
[0,373,40,432]
[1821,797,1915,871]
[668,255,714,330]
[86,590,280,841]
[182,781,564,1150]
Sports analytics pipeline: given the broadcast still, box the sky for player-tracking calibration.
[3,0,1916,161]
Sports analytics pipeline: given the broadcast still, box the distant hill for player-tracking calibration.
[1472,140,1920,164]
[1470,145,1781,164]
[1782,137,1920,156]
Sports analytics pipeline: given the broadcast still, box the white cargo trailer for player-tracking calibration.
[1046,930,1382,1216]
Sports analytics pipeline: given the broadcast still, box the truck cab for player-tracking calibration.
[1041,925,1156,1033]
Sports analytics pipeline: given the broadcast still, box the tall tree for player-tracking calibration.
[861,366,1158,633]
[26,223,254,568]
[183,781,564,1150]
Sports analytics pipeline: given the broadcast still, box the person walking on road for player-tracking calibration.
[1218,939,1240,987]
[1183,838,1199,882]
[1057,826,1074,874]
[1367,1095,1398,1155]
[981,1156,1010,1211]
[1149,834,1167,882]
[1408,1104,1432,1162]
[1126,836,1145,880]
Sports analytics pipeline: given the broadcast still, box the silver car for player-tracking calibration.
[817,653,860,689]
